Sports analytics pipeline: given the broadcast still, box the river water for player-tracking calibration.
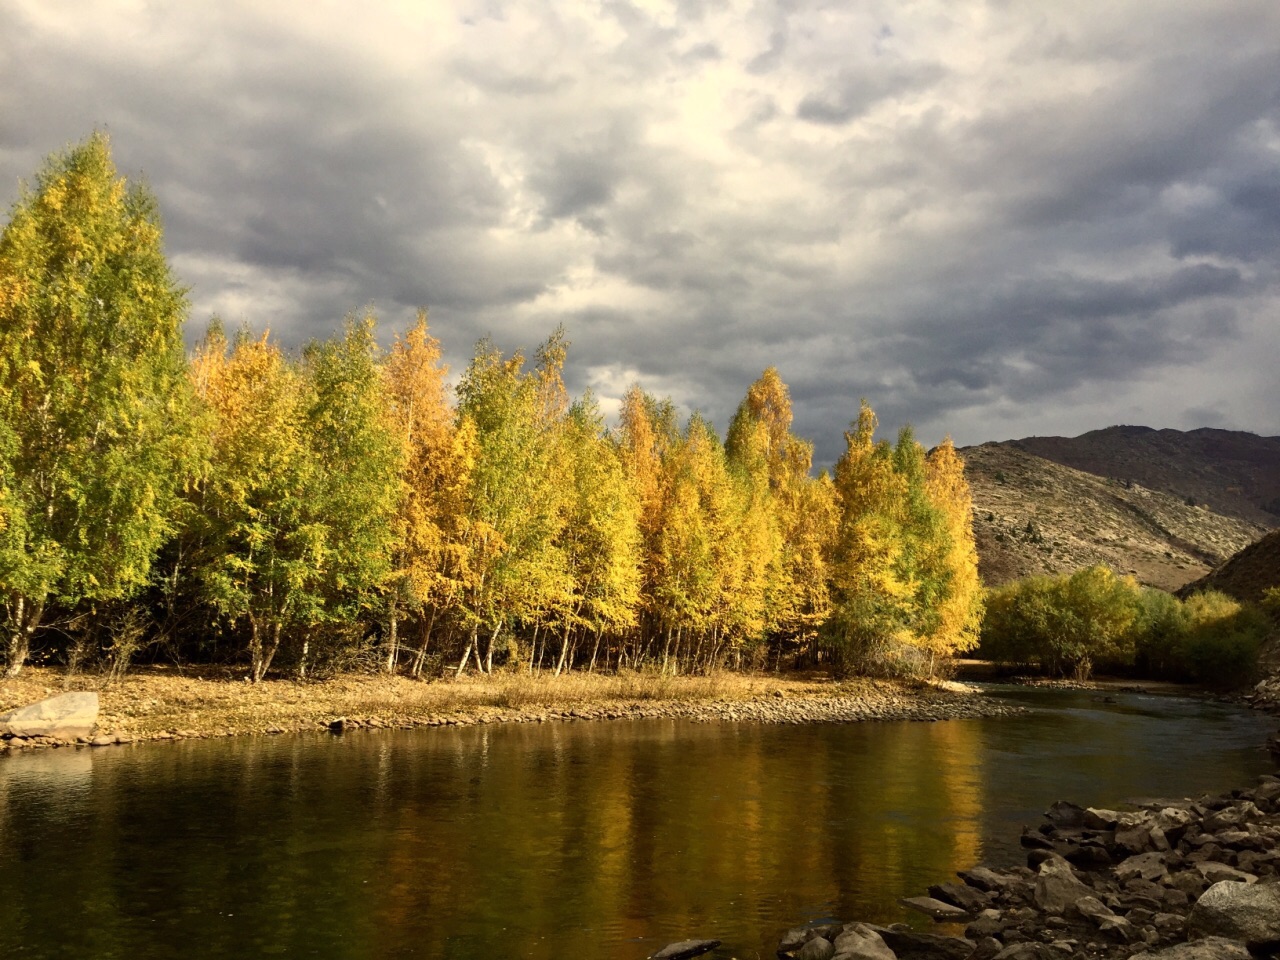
[0,686,1274,959]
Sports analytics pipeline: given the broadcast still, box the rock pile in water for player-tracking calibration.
[777,776,1280,960]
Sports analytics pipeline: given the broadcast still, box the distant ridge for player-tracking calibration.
[1008,426,1280,527]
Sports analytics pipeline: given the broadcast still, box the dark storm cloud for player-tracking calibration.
[1,1,1277,456]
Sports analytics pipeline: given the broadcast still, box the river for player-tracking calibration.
[0,686,1273,959]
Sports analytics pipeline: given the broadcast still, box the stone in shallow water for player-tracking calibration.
[0,692,98,739]
[899,896,969,921]
[650,938,720,959]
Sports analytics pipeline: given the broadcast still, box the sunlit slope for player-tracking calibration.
[960,442,1266,590]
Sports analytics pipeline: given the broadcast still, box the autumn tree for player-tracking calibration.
[0,133,195,676]
[922,437,983,658]
[296,311,403,674]
[187,326,322,681]
[382,311,471,675]
[726,368,834,652]
[551,394,642,673]
[453,335,569,674]
[826,401,915,669]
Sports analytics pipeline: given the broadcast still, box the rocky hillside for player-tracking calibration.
[960,442,1267,590]
[1177,529,1280,605]
[1010,426,1280,527]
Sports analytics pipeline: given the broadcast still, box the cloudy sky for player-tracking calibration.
[3,1,1278,462]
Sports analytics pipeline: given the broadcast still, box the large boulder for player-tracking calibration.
[0,691,98,739]
[1033,855,1092,914]
[1187,881,1280,946]
[1139,937,1250,960]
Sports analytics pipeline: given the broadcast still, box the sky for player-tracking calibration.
[2,1,1278,463]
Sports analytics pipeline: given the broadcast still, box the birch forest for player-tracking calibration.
[0,135,983,681]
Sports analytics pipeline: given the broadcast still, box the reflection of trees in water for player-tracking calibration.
[4,700,1269,960]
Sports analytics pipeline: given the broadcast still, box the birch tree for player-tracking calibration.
[0,133,194,675]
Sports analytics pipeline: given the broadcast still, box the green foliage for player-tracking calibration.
[1176,591,1269,687]
[0,133,195,675]
[983,572,1271,687]
[981,566,1139,678]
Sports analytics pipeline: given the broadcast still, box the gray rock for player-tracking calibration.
[1096,915,1138,942]
[1045,801,1088,828]
[1188,880,1280,946]
[1085,808,1121,829]
[1138,936,1250,960]
[0,691,98,739]
[1116,823,1153,854]
[832,923,895,960]
[929,881,989,913]
[991,944,1060,960]
[780,925,844,954]
[796,937,835,960]
[899,897,969,921]
[959,866,1013,892]
[965,910,1005,940]
[1203,804,1260,833]
[872,927,973,960]
[970,937,1003,960]
[1033,855,1092,915]
[650,939,721,960]
[1116,852,1170,883]
[1194,863,1256,885]
[1070,895,1116,921]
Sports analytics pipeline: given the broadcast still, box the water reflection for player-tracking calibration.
[0,688,1272,959]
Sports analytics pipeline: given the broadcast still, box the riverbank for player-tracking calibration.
[0,667,1023,753]
[772,776,1280,960]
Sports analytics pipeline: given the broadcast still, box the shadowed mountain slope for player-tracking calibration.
[1177,528,1280,605]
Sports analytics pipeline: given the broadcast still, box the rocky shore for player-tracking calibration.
[0,672,1023,755]
[771,778,1280,960]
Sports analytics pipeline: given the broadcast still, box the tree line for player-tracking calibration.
[0,134,984,681]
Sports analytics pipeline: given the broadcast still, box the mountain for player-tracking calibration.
[1177,528,1280,605]
[960,441,1269,591]
[1008,426,1280,527]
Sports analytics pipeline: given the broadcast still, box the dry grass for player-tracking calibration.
[1,665,878,738]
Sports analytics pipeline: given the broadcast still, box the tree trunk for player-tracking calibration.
[555,623,572,677]
[410,608,436,678]
[4,594,44,679]
[250,619,282,683]
[528,623,540,674]
[485,620,502,674]
[385,597,399,674]
[588,631,601,673]
[456,622,478,678]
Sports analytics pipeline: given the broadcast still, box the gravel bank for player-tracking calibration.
[0,670,1023,755]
